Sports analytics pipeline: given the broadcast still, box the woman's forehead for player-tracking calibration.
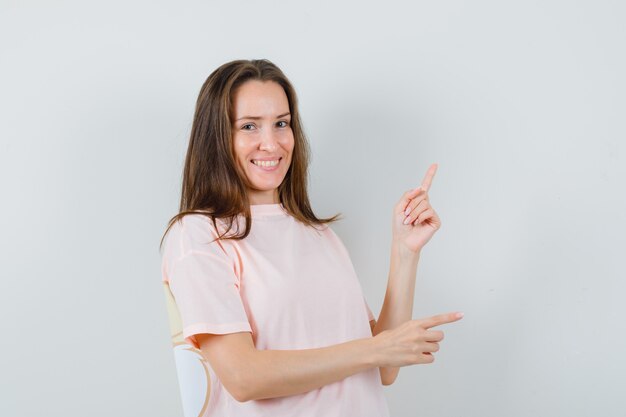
[233,80,289,118]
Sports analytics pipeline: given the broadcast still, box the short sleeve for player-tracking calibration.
[164,216,252,350]
[363,295,375,322]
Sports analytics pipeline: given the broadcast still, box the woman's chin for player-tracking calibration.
[248,176,286,190]
[248,181,283,191]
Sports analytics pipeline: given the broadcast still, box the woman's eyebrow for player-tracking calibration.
[236,112,291,121]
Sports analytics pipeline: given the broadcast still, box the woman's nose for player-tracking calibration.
[259,129,278,152]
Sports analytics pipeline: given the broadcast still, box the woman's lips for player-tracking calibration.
[250,157,281,171]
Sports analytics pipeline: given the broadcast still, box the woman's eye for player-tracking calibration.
[242,124,255,130]
[277,120,290,128]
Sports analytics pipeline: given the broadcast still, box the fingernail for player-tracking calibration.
[456,312,464,318]
[404,207,411,216]
[403,217,410,225]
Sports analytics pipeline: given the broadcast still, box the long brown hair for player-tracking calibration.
[159,59,341,250]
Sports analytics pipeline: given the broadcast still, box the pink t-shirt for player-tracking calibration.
[161,203,390,417]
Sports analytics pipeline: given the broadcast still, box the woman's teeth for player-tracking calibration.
[252,159,279,167]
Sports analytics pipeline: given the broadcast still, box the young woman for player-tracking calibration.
[160,59,463,416]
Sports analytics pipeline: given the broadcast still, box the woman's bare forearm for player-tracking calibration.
[241,336,378,402]
[373,241,420,385]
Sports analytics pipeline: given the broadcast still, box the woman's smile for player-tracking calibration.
[251,157,282,171]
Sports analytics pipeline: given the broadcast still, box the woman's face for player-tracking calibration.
[231,80,294,205]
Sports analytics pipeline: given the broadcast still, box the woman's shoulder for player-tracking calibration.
[314,223,353,257]
[162,213,224,259]
[167,212,218,237]
[314,222,337,238]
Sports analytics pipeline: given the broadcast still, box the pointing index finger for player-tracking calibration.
[417,312,464,329]
[420,163,438,192]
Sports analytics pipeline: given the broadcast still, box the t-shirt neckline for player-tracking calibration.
[249,203,289,218]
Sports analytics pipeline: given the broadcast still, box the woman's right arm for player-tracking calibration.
[197,332,377,402]
[197,311,461,402]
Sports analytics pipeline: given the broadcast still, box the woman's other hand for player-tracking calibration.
[372,311,463,368]
[391,163,442,253]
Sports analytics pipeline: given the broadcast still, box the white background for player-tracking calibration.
[1,1,624,416]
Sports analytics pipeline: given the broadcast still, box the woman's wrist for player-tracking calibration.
[391,239,421,263]
[362,332,385,368]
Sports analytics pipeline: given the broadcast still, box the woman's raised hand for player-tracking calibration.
[392,163,442,253]
[372,312,463,367]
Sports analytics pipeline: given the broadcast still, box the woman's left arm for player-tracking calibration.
[371,163,442,386]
